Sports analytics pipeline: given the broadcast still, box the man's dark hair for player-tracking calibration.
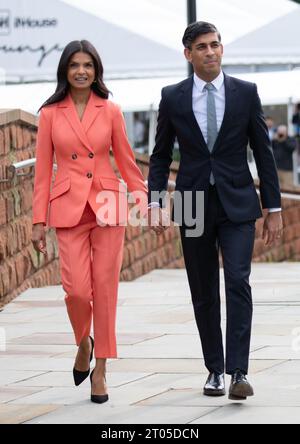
[182,21,221,49]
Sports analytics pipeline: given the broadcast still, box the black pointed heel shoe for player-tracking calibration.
[73,336,94,386]
[90,369,109,404]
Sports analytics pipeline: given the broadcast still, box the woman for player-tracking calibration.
[32,40,148,404]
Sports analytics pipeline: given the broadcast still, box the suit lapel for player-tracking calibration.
[212,74,237,153]
[179,73,238,155]
[82,93,105,134]
[59,92,104,152]
[179,76,208,152]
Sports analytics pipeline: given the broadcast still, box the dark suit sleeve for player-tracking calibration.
[248,84,281,209]
[147,88,176,206]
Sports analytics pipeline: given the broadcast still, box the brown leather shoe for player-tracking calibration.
[229,370,254,400]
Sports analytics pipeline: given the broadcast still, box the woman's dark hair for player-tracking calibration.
[39,40,110,110]
[182,21,221,49]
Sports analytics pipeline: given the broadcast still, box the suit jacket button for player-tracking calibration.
[89,153,94,159]
[72,154,77,160]
[87,173,93,179]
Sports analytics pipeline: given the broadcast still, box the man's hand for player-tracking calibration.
[148,207,170,236]
[262,212,283,246]
[32,223,47,255]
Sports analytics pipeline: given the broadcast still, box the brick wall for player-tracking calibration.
[0,110,61,308]
[254,196,300,262]
[1,108,300,308]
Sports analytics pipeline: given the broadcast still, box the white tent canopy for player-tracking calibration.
[237,70,300,106]
[62,0,298,48]
[225,7,300,65]
[0,0,297,82]
[1,70,300,115]
[0,0,183,82]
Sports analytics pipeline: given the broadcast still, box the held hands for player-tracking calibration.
[262,212,283,246]
[148,207,170,236]
[32,211,283,246]
[32,223,48,256]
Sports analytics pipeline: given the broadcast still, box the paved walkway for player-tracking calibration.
[0,263,300,424]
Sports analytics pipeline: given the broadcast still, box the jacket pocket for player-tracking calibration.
[50,177,71,201]
[232,171,254,187]
[99,177,126,193]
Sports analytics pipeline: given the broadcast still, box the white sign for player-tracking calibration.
[0,0,70,82]
[0,0,184,83]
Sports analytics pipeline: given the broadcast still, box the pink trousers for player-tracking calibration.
[56,203,126,358]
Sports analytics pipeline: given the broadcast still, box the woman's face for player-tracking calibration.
[67,51,96,91]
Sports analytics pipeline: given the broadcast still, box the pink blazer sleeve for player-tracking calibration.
[32,107,54,225]
[111,104,148,217]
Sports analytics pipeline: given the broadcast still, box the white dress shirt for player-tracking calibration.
[193,71,225,143]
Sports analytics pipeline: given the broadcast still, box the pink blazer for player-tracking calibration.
[32,92,148,228]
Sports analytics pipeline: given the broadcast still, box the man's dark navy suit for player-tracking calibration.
[148,73,281,375]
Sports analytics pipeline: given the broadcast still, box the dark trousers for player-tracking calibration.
[180,185,256,375]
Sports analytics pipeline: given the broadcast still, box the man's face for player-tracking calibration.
[266,118,274,129]
[184,32,223,81]
[277,125,288,141]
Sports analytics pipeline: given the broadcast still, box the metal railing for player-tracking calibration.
[0,158,175,189]
[2,158,300,200]
[1,158,56,184]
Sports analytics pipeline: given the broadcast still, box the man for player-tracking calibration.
[272,124,296,188]
[148,22,283,401]
[292,103,300,138]
[265,116,277,141]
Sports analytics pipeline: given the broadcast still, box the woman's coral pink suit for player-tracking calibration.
[32,92,148,358]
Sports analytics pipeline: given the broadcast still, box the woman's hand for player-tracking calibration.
[32,223,47,255]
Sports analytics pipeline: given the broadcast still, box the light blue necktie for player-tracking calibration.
[204,83,218,185]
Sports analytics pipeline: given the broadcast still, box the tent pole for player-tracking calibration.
[148,104,156,156]
[187,0,197,76]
